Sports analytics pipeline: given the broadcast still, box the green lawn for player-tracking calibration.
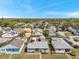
[71,48,79,59]
[0,54,10,59]
[74,37,79,41]
[65,31,73,37]
[42,54,68,59]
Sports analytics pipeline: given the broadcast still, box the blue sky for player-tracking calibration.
[0,0,79,18]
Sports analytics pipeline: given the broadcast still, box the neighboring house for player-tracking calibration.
[3,27,12,33]
[68,36,79,47]
[32,28,43,36]
[15,22,26,27]
[48,25,56,32]
[13,28,23,33]
[68,27,79,35]
[27,41,49,53]
[25,23,34,28]
[0,37,27,54]
[30,36,38,42]
[1,31,18,38]
[51,38,72,53]
[49,30,56,37]
[57,31,66,37]
[0,37,12,44]
[39,35,46,41]
[30,35,46,42]
[43,21,48,26]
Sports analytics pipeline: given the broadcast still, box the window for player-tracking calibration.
[1,49,5,51]
[6,48,19,52]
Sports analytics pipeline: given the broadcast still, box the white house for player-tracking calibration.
[1,31,18,38]
[3,27,12,33]
[68,36,79,47]
[0,37,27,54]
[51,38,72,53]
[32,28,43,36]
[49,30,56,37]
[0,37,12,44]
[27,41,49,53]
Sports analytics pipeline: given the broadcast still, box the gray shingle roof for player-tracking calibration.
[51,38,72,49]
[27,42,48,49]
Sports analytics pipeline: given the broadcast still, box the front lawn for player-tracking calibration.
[42,54,68,59]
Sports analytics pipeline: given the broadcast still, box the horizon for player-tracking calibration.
[0,0,79,18]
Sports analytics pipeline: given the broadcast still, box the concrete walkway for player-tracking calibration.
[8,54,12,59]
[66,54,72,59]
[39,53,42,59]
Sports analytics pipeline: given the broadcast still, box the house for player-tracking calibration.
[68,27,79,35]
[13,28,23,33]
[68,36,79,47]
[25,23,34,28]
[0,37,12,44]
[27,41,49,53]
[51,38,72,53]
[0,37,27,54]
[3,27,12,33]
[1,31,18,38]
[49,30,56,37]
[30,34,46,42]
[39,35,46,41]
[48,25,56,32]
[57,31,66,37]
[15,22,26,27]
[32,28,43,36]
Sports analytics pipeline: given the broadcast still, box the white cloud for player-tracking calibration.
[44,11,79,18]
[0,16,13,18]
[67,12,79,18]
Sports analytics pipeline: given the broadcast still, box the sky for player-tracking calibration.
[0,0,79,18]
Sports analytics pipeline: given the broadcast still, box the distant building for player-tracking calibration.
[32,28,43,36]
[3,27,12,33]
[1,31,18,38]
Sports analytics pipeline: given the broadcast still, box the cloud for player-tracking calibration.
[44,11,79,18]
[67,12,79,18]
[0,16,13,18]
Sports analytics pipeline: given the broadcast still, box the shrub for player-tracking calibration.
[70,50,76,56]
[73,45,79,49]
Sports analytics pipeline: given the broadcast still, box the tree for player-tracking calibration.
[19,31,25,37]
[43,30,49,37]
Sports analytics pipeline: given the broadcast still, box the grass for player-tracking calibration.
[74,37,79,42]
[0,54,10,59]
[71,48,79,59]
[64,31,73,36]
[42,54,68,59]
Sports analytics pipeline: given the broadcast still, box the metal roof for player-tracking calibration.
[51,38,72,49]
[27,41,49,49]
